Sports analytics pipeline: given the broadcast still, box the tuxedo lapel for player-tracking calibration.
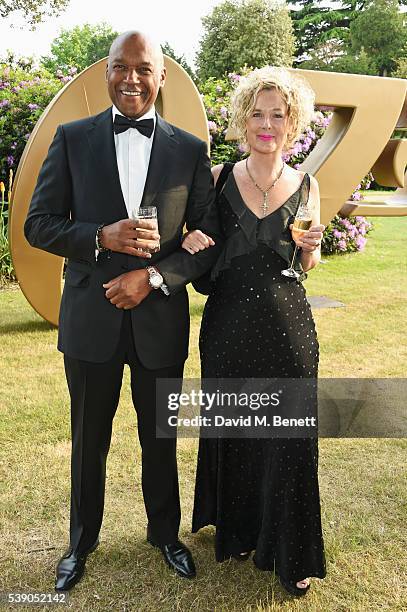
[85,108,128,219]
[141,115,177,208]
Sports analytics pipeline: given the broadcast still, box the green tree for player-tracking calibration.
[290,0,407,62]
[161,42,196,82]
[350,0,406,75]
[196,0,295,81]
[41,23,118,74]
[392,56,407,77]
[0,0,69,26]
[300,41,375,74]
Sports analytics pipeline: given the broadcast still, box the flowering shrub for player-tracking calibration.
[321,215,373,255]
[0,171,15,283]
[200,74,244,166]
[0,54,62,180]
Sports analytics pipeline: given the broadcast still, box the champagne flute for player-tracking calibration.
[131,206,160,253]
[281,201,313,279]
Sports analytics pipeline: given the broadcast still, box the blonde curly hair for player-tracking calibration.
[230,66,315,151]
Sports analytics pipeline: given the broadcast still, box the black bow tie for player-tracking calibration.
[113,115,154,138]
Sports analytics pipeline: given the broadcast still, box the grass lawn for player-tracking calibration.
[0,217,406,611]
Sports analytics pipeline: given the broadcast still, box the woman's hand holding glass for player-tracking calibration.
[289,223,325,252]
[182,230,215,254]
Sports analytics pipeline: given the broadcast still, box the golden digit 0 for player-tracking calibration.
[9,64,407,325]
[10,56,209,325]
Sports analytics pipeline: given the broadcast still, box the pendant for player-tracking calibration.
[262,192,269,216]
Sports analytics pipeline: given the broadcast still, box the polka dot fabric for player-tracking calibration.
[192,175,327,584]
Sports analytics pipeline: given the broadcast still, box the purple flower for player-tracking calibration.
[12,86,21,93]
[352,192,361,201]
[208,120,217,133]
[355,216,365,222]
[220,105,228,119]
[306,128,316,139]
[333,229,342,238]
[0,99,10,108]
[10,141,17,150]
[7,155,14,167]
[228,73,241,83]
[216,85,222,93]
[28,103,40,111]
[356,236,367,250]
[337,239,347,251]
[68,67,78,75]
[293,163,301,170]
[291,143,302,156]
[0,81,10,90]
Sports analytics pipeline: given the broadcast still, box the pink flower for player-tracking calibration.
[356,236,367,250]
[337,240,347,251]
[208,120,217,133]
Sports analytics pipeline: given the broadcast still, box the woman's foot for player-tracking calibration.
[296,578,310,590]
[279,575,311,597]
[232,551,250,561]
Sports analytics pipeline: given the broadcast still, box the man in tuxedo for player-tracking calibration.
[24,31,221,591]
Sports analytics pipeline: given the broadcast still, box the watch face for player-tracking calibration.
[149,272,163,289]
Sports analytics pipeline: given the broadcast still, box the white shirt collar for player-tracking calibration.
[112,104,156,122]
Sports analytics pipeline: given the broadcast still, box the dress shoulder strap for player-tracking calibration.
[215,162,235,197]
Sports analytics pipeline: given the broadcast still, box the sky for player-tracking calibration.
[0,0,224,68]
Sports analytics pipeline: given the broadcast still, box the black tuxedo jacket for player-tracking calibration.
[25,108,222,368]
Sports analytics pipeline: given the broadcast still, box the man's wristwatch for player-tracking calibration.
[147,266,164,290]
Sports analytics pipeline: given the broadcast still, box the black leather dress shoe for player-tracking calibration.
[55,540,99,592]
[147,534,196,579]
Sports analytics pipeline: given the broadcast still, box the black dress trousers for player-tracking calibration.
[64,310,184,553]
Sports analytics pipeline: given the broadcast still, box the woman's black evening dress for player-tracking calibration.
[192,164,326,585]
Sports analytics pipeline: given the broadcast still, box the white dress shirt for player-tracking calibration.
[112,105,156,217]
[106,105,169,295]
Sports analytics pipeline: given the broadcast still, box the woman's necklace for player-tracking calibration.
[245,158,285,217]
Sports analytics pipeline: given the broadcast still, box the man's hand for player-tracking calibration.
[103,269,152,309]
[100,219,160,258]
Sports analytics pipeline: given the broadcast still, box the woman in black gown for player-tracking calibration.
[182,67,326,596]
